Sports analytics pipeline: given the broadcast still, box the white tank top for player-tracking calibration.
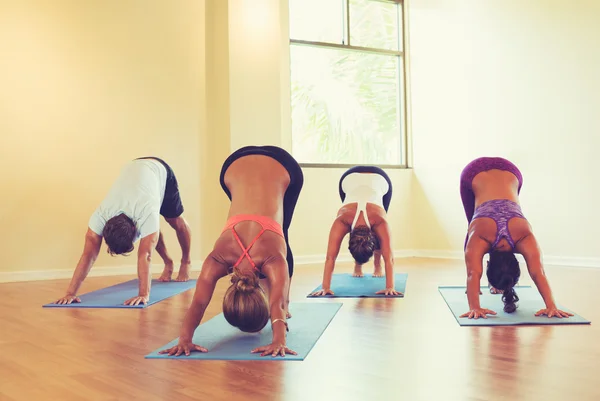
[341,173,390,230]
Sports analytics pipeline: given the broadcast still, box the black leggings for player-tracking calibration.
[219,146,304,277]
[338,165,393,212]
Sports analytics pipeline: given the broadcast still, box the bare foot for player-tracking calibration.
[373,268,384,277]
[286,310,292,319]
[158,262,174,282]
[175,262,191,282]
[352,268,364,278]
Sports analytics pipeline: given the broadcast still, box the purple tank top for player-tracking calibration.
[472,199,526,249]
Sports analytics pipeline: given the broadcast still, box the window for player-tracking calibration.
[289,0,407,167]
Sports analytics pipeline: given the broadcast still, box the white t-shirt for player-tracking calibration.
[89,159,168,242]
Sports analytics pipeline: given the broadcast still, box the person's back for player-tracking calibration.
[90,159,167,239]
[471,169,520,208]
[469,169,530,250]
[223,155,290,223]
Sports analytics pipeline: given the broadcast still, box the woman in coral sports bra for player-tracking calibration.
[160,145,303,358]
[460,157,572,320]
[311,165,402,297]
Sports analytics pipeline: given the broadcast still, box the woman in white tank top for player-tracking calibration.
[311,166,402,297]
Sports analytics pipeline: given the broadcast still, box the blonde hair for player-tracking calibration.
[222,269,270,333]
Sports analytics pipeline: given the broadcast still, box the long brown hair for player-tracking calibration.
[487,251,521,313]
[222,269,270,333]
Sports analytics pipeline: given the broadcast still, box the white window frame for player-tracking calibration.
[289,0,409,169]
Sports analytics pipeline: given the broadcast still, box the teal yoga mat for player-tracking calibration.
[145,302,342,361]
[307,273,407,298]
[43,279,196,309]
[439,285,591,326]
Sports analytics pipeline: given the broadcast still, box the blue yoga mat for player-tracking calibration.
[307,273,407,298]
[145,302,342,361]
[439,285,591,326]
[43,279,197,309]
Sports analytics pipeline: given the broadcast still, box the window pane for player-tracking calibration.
[290,45,402,165]
[349,0,400,51]
[289,0,345,44]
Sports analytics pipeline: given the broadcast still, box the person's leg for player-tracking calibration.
[259,146,303,319]
[285,275,292,319]
[353,261,364,277]
[373,249,383,277]
[164,216,192,281]
[460,159,481,249]
[148,157,191,281]
[156,231,175,282]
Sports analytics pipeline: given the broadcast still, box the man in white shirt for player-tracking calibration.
[54,157,192,306]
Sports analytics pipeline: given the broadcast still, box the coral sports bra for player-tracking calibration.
[222,214,284,269]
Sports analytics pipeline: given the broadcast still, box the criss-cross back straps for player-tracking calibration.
[231,227,267,269]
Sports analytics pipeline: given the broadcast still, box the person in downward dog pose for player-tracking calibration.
[160,145,303,358]
[460,157,572,319]
[55,157,192,306]
[311,166,401,297]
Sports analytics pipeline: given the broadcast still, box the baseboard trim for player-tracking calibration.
[1,251,599,283]
[0,261,204,284]
[296,250,600,269]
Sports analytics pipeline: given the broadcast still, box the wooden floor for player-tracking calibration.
[1,258,599,401]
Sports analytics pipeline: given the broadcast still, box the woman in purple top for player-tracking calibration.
[459,157,573,320]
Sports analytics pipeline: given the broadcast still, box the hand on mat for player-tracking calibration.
[124,295,149,306]
[535,307,574,319]
[251,343,297,358]
[159,342,208,357]
[460,308,497,319]
[55,295,81,305]
[376,288,403,297]
[310,288,334,297]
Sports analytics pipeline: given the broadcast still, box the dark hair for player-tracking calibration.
[348,225,379,264]
[486,251,521,313]
[223,270,270,333]
[103,214,136,256]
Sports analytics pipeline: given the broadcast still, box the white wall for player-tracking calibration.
[3,0,600,283]
[0,0,205,277]
[407,0,600,263]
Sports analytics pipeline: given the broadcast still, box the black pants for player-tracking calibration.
[219,146,304,277]
[136,157,184,218]
[338,165,393,212]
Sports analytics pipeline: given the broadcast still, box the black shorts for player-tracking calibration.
[136,157,184,219]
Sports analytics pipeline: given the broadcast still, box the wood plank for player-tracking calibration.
[0,259,598,401]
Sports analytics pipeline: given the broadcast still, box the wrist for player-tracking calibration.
[272,334,286,344]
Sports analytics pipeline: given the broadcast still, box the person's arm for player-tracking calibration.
[310,218,348,296]
[251,254,297,357]
[517,234,573,318]
[372,220,401,296]
[159,255,228,356]
[459,235,496,319]
[124,231,159,306]
[55,228,103,304]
